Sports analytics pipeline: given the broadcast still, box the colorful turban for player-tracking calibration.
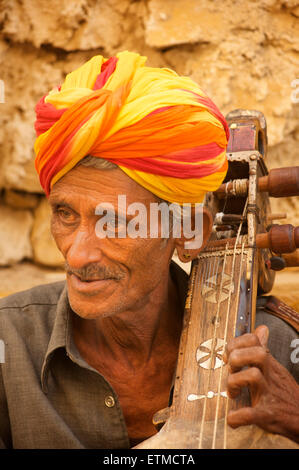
[34,51,229,204]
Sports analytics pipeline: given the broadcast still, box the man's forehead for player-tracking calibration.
[48,164,160,207]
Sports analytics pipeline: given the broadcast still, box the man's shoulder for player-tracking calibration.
[0,281,66,356]
[0,281,66,311]
[0,281,67,387]
[0,281,66,333]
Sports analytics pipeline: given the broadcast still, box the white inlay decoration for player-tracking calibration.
[201,273,234,304]
[187,391,228,401]
[196,338,225,370]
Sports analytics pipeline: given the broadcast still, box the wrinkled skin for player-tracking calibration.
[225,325,299,444]
[49,164,299,446]
[49,164,212,446]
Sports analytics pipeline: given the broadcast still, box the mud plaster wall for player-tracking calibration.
[0,0,298,304]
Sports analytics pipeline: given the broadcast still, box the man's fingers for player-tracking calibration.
[227,346,268,373]
[227,407,258,428]
[224,327,270,365]
[225,333,261,360]
[254,325,269,349]
[227,367,267,398]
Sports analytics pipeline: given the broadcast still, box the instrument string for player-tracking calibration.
[223,239,245,449]
[212,199,248,448]
[197,253,218,447]
[192,252,215,436]
[211,240,235,449]
[194,253,215,435]
[198,252,225,448]
[184,254,210,398]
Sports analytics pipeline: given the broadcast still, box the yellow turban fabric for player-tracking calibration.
[34,51,229,204]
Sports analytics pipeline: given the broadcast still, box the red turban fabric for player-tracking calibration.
[34,51,229,204]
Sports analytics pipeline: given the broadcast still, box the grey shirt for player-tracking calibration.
[0,263,298,449]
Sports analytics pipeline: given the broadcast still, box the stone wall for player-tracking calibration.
[0,0,298,299]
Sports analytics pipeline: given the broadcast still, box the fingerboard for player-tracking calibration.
[170,242,254,448]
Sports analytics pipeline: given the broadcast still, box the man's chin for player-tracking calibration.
[66,276,121,319]
[67,294,114,320]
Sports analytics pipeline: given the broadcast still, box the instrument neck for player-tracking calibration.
[169,243,256,447]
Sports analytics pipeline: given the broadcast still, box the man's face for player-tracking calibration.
[49,165,176,319]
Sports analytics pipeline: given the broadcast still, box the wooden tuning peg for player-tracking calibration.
[256,224,299,253]
[258,167,299,198]
[214,167,299,199]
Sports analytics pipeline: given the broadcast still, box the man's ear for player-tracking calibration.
[175,207,213,263]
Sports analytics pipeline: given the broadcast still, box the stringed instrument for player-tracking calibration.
[135,109,299,449]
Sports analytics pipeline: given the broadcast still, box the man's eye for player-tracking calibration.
[56,208,76,223]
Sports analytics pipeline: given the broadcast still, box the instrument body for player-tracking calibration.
[135,110,299,449]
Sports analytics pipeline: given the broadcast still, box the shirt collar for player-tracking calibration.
[41,261,189,393]
[41,283,70,392]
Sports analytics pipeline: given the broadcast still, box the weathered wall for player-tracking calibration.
[0,0,298,300]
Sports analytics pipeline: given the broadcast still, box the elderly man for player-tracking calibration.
[0,51,298,449]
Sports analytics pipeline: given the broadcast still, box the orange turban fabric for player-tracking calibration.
[34,51,229,204]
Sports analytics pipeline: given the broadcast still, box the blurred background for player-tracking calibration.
[0,0,298,308]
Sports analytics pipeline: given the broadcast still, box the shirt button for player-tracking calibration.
[104,395,115,408]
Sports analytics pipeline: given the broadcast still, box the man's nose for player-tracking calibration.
[66,227,103,269]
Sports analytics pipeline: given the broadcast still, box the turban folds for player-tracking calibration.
[34,51,229,204]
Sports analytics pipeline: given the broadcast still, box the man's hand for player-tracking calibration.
[224,325,299,444]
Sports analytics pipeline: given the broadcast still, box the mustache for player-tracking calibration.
[65,261,125,281]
